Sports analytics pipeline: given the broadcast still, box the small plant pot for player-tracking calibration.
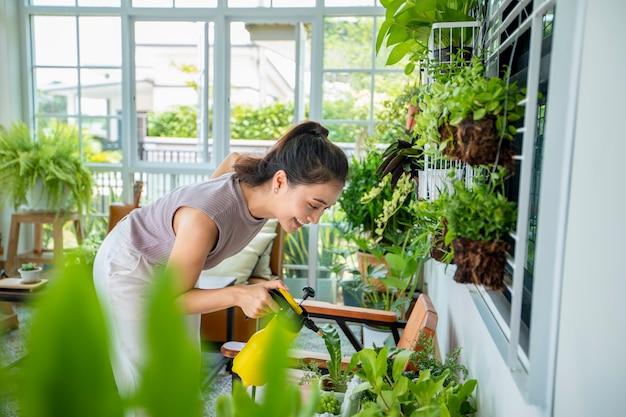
[18,267,42,284]
[339,280,362,307]
[362,324,393,348]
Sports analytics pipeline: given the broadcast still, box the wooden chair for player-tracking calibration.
[107,180,143,233]
[221,292,438,382]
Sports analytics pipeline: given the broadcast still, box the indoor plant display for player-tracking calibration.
[352,346,477,416]
[442,57,526,167]
[335,147,417,275]
[0,121,94,214]
[18,262,42,284]
[376,0,479,74]
[443,168,517,290]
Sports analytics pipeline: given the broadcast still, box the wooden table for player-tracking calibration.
[5,211,83,276]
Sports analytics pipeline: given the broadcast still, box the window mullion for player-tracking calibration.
[507,3,547,373]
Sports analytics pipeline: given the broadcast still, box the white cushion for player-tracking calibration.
[200,219,278,285]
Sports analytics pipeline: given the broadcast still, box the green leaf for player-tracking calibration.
[19,265,124,417]
[386,40,415,66]
[473,108,487,120]
[135,267,203,417]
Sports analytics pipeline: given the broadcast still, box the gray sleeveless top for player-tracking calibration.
[127,173,267,269]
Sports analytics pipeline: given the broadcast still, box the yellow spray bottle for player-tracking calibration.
[232,286,321,387]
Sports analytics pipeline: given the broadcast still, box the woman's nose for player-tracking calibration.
[308,212,321,224]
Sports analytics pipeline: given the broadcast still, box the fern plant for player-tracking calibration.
[0,121,94,214]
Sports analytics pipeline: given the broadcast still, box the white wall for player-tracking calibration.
[425,261,545,417]
[426,1,626,416]
[553,0,626,415]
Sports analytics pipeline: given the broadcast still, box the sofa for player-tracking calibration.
[199,219,284,344]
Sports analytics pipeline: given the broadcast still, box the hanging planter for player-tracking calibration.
[442,58,526,168]
[454,115,513,167]
[451,238,509,290]
[443,170,517,291]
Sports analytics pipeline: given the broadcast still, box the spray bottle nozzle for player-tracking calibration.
[303,317,323,336]
[298,286,315,305]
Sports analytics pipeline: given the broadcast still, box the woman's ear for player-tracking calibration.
[272,169,288,192]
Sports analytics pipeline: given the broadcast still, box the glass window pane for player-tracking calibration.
[324,17,373,69]
[30,0,75,5]
[82,116,122,164]
[228,0,271,6]
[323,72,371,122]
[175,0,217,6]
[272,0,315,6]
[79,17,121,67]
[33,16,77,66]
[36,68,78,116]
[78,0,120,5]
[323,122,368,144]
[79,68,122,115]
[229,21,303,142]
[325,0,376,6]
[135,21,212,164]
[133,0,173,6]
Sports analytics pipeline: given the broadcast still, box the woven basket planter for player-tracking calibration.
[451,238,510,290]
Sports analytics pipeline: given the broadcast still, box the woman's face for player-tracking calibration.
[277,181,344,233]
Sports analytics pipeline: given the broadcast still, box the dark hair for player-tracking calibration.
[232,121,349,188]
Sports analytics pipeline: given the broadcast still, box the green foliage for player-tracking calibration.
[376,0,478,74]
[317,391,340,415]
[13,264,212,417]
[335,147,417,252]
[63,236,103,270]
[320,324,359,391]
[444,59,525,141]
[20,262,39,271]
[18,264,124,417]
[0,121,94,213]
[230,102,295,140]
[412,56,526,158]
[352,347,477,416]
[411,331,468,387]
[147,105,198,138]
[324,17,375,69]
[444,168,517,244]
[135,268,203,417]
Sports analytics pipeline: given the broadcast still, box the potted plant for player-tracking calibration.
[443,168,517,290]
[351,345,477,416]
[376,0,479,74]
[442,57,526,167]
[0,121,94,214]
[18,262,43,284]
[334,147,417,277]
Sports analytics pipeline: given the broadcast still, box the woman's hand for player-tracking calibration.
[237,279,289,319]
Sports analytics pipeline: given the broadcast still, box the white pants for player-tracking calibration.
[93,218,200,398]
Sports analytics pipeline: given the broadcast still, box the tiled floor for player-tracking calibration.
[1,304,357,417]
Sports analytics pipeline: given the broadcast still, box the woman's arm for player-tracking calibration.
[167,205,287,317]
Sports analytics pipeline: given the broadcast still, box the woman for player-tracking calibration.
[93,120,349,397]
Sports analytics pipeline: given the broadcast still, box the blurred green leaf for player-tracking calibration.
[19,265,123,417]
